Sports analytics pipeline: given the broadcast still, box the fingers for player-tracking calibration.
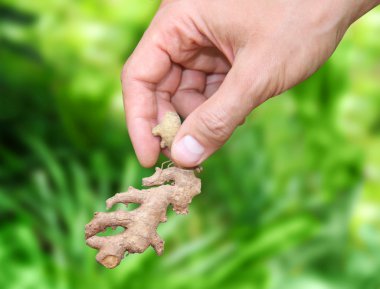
[171,70,226,118]
[204,74,225,98]
[156,64,182,120]
[122,29,172,168]
[122,6,229,167]
[171,69,207,118]
[171,51,269,167]
[176,47,231,74]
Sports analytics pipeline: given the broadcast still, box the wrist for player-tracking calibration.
[346,0,380,24]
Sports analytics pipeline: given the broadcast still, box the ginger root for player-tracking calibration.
[152,112,181,149]
[85,167,201,268]
[85,111,203,268]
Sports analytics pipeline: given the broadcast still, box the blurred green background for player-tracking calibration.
[1,1,380,288]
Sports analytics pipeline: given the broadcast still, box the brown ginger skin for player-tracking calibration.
[85,166,201,268]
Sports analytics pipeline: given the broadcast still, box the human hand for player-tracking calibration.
[121,0,379,168]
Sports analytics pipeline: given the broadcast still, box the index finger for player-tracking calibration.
[122,30,172,167]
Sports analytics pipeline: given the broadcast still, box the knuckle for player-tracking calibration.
[198,110,231,144]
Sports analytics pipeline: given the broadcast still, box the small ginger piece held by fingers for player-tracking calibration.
[152,111,181,149]
[85,111,203,269]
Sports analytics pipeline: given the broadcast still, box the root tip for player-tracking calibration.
[99,255,120,269]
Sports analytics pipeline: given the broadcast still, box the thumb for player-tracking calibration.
[171,55,261,167]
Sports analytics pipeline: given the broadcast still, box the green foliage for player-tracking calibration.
[0,2,379,289]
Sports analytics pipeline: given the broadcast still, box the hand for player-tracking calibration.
[121,0,379,168]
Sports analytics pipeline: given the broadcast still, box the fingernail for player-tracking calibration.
[172,135,204,165]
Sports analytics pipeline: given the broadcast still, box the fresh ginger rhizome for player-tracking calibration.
[85,112,202,268]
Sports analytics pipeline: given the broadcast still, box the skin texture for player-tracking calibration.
[85,166,201,268]
[121,0,380,168]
